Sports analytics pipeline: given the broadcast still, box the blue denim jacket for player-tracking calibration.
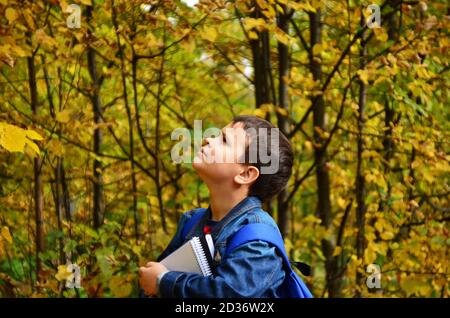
[157,196,286,298]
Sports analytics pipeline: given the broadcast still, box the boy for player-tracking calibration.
[139,115,295,297]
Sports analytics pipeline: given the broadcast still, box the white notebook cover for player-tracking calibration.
[160,234,215,276]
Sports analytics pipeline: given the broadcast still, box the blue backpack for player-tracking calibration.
[182,209,313,298]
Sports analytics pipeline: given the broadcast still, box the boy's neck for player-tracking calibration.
[209,187,248,222]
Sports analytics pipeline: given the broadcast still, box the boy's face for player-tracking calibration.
[193,122,252,183]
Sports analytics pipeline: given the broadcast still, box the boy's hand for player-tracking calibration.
[139,262,168,296]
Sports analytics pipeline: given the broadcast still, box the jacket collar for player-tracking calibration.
[204,196,262,239]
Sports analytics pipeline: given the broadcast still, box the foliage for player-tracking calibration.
[0,122,42,156]
[0,0,448,297]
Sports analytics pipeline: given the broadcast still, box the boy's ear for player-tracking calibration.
[234,165,259,186]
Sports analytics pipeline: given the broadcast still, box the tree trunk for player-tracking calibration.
[112,3,140,241]
[308,10,341,297]
[380,0,400,213]
[27,54,44,283]
[355,13,368,296]
[249,2,273,108]
[383,0,400,164]
[247,1,275,213]
[87,5,104,229]
[155,30,168,234]
[54,158,66,265]
[60,159,72,222]
[42,57,65,265]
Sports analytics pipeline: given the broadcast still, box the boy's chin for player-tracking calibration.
[192,160,211,177]
[191,161,200,171]
[192,162,235,184]
[191,162,210,183]
[191,157,205,170]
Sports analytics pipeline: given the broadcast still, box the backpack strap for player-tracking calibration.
[181,208,207,240]
[225,223,313,298]
[225,223,288,263]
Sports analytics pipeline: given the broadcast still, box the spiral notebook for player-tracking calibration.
[160,234,215,276]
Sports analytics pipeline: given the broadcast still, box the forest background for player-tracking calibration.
[0,0,448,297]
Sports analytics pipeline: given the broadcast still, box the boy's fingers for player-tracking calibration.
[146,262,155,267]
[138,266,147,275]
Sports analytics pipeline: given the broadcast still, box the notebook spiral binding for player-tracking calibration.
[191,237,213,276]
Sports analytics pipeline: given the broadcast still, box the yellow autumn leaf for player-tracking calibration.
[407,82,421,97]
[34,29,58,48]
[243,18,266,31]
[304,140,313,151]
[253,108,267,119]
[199,26,217,42]
[55,265,73,282]
[374,219,384,233]
[253,104,272,118]
[26,140,41,156]
[312,44,322,57]
[47,139,64,156]
[291,1,316,12]
[0,48,15,67]
[284,238,293,255]
[5,8,18,23]
[374,28,388,42]
[373,75,387,86]
[26,129,44,141]
[56,110,71,123]
[337,197,346,209]
[0,122,28,152]
[23,9,36,30]
[274,28,290,46]
[332,246,342,257]
[306,1,317,12]
[1,227,13,244]
[400,278,432,297]
[364,245,377,264]
[288,2,305,10]
[357,69,369,85]
[109,276,132,297]
[416,66,431,79]
[380,231,395,240]
[131,245,142,256]
[248,31,258,40]
[275,107,288,117]
[0,122,42,156]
